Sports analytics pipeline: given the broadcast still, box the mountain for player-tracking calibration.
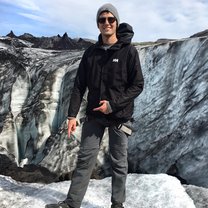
[2,31,93,50]
[6,30,17,38]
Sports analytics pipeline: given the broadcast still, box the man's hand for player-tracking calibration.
[93,100,110,114]
[68,118,77,138]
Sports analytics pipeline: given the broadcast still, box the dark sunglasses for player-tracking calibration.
[98,17,116,24]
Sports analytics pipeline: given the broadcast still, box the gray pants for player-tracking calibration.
[65,117,128,208]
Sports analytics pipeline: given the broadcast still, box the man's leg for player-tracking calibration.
[108,125,128,205]
[65,119,105,208]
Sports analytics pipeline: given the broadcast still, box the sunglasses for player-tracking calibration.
[98,17,116,24]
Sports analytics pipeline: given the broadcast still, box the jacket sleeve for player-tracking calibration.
[68,52,87,118]
[109,46,144,112]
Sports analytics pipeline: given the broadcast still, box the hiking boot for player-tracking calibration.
[111,202,124,208]
[45,201,73,208]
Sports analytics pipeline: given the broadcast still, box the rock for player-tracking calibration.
[190,29,208,38]
[0,36,33,48]
[3,32,93,50]
[155,38,177,44]
[0,147,58,184]
[17,32,93,50]
[184,184,208,208]
[6,30,17,38]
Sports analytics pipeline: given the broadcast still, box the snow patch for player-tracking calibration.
[0,174,196,208]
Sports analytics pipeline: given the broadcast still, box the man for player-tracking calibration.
[46,3,144,208]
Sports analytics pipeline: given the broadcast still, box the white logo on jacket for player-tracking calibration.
[112,58,119,63]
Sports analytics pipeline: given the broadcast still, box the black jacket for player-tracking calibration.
[68,23,144,122]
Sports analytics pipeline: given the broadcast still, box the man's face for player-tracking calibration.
[98,12,117,37]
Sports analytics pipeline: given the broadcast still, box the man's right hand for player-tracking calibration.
[68,118,77,138]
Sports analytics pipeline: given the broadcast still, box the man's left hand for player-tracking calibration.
[93,100,110,114]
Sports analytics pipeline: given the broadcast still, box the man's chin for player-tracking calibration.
[103,33,113,37]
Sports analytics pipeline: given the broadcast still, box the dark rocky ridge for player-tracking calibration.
[190,29,208,38]
[0,153,58,184]
[4,30,93,50]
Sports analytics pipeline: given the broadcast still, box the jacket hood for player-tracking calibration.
[97,22,134,46]
[117,22,134,44]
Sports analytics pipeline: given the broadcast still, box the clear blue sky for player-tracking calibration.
[0,0,208,42]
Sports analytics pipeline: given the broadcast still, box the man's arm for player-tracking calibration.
[67,53,87,137]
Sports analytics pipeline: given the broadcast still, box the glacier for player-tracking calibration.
[0,34,208,188]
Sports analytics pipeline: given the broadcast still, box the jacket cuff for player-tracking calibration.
[67,116,76,120]
[106,101,113,114]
